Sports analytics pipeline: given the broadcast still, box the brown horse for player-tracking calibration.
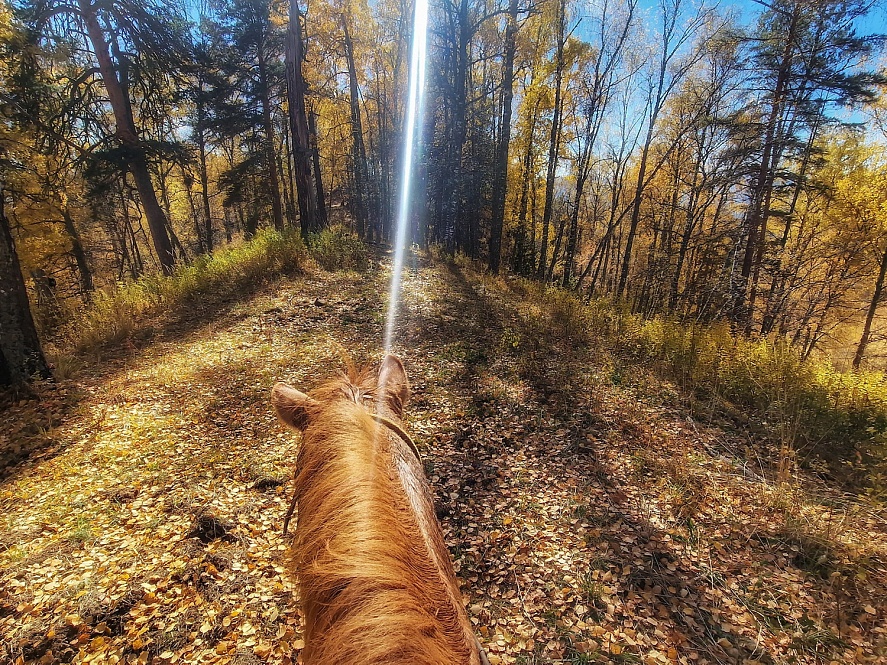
[272,355,488,665]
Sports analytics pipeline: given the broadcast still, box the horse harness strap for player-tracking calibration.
[369,413,422,463]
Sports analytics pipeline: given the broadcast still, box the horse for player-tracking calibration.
[272,355,489,665]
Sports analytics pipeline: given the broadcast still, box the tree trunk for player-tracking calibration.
[546,213,568,281]
[516,98,539,275]
[285,0,318,238]
[343,17,369,238]
[309,107,328,228]
[536,0,566,281]
[853,242,887,370]
[196,92,214,253]
[61,203,94,298]
[79,0,175,274]
[488,0,519,274]
[256,46,285,232]
[0,186,51,386]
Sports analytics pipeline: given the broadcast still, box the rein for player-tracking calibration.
[369,413,422,463]
[282,410,420,536]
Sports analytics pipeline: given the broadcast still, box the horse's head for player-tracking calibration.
[271,354,411,432]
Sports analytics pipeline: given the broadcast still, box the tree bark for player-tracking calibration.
[79,0,175,274]
[0,186,51,386]
[285,0,318,238]
[488,0,519,274]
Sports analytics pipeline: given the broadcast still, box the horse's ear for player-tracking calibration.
[378,355,410,417]
[272,382,316,431]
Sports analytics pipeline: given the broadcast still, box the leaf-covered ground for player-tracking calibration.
[2,254,886,664]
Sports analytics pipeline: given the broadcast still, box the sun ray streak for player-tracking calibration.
[383,0,429,357]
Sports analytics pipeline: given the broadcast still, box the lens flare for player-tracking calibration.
[383,0,429,356]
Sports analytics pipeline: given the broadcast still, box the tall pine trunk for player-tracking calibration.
[79,0,175,274]
[735,3,800,329]
[488,0,519,274]
[0,186,51,386]
[285,0,318,237]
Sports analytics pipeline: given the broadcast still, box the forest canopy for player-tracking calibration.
[3,0,887,382]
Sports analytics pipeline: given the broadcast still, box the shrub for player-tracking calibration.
[622,314,887,473]
[62,229,306,353]
[308,225,369,272]
[510,279,887,492]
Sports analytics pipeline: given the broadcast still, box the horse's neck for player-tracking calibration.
[296,410,476,663]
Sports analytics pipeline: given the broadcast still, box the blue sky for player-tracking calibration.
[632,0,887,35]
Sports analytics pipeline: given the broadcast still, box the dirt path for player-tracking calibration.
[2,255,885,664]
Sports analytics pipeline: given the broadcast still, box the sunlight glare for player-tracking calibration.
[382,0,429,357]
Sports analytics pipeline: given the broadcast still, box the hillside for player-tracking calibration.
[2,253,886,665]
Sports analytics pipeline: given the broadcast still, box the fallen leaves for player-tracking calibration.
[1,259,886,664]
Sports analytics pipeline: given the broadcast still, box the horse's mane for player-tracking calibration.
[291,368,477,664]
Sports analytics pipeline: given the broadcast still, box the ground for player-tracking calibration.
[1,253,886,664]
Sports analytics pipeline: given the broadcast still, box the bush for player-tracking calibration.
[618,311,887,473]
[63,229,307,353]
[513,279,887,492]
[308,226,369,272]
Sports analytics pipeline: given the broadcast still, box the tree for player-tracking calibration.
[341,9,370,239]
[561,0,636,287]
[615,0,716,297]
[20,0,190,275]
[732,0,885,331]
[535,0,566,280]
[488,0,521,273]
[286,0,318,237]
[0,181,51,386]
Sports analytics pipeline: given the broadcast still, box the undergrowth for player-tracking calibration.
[308,225,370,272]
[502,276,887,498]
[56,229,308,355]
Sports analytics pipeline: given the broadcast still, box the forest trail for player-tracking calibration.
[2,254,886,665]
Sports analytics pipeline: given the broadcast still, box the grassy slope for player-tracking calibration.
[1,251,885,665]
